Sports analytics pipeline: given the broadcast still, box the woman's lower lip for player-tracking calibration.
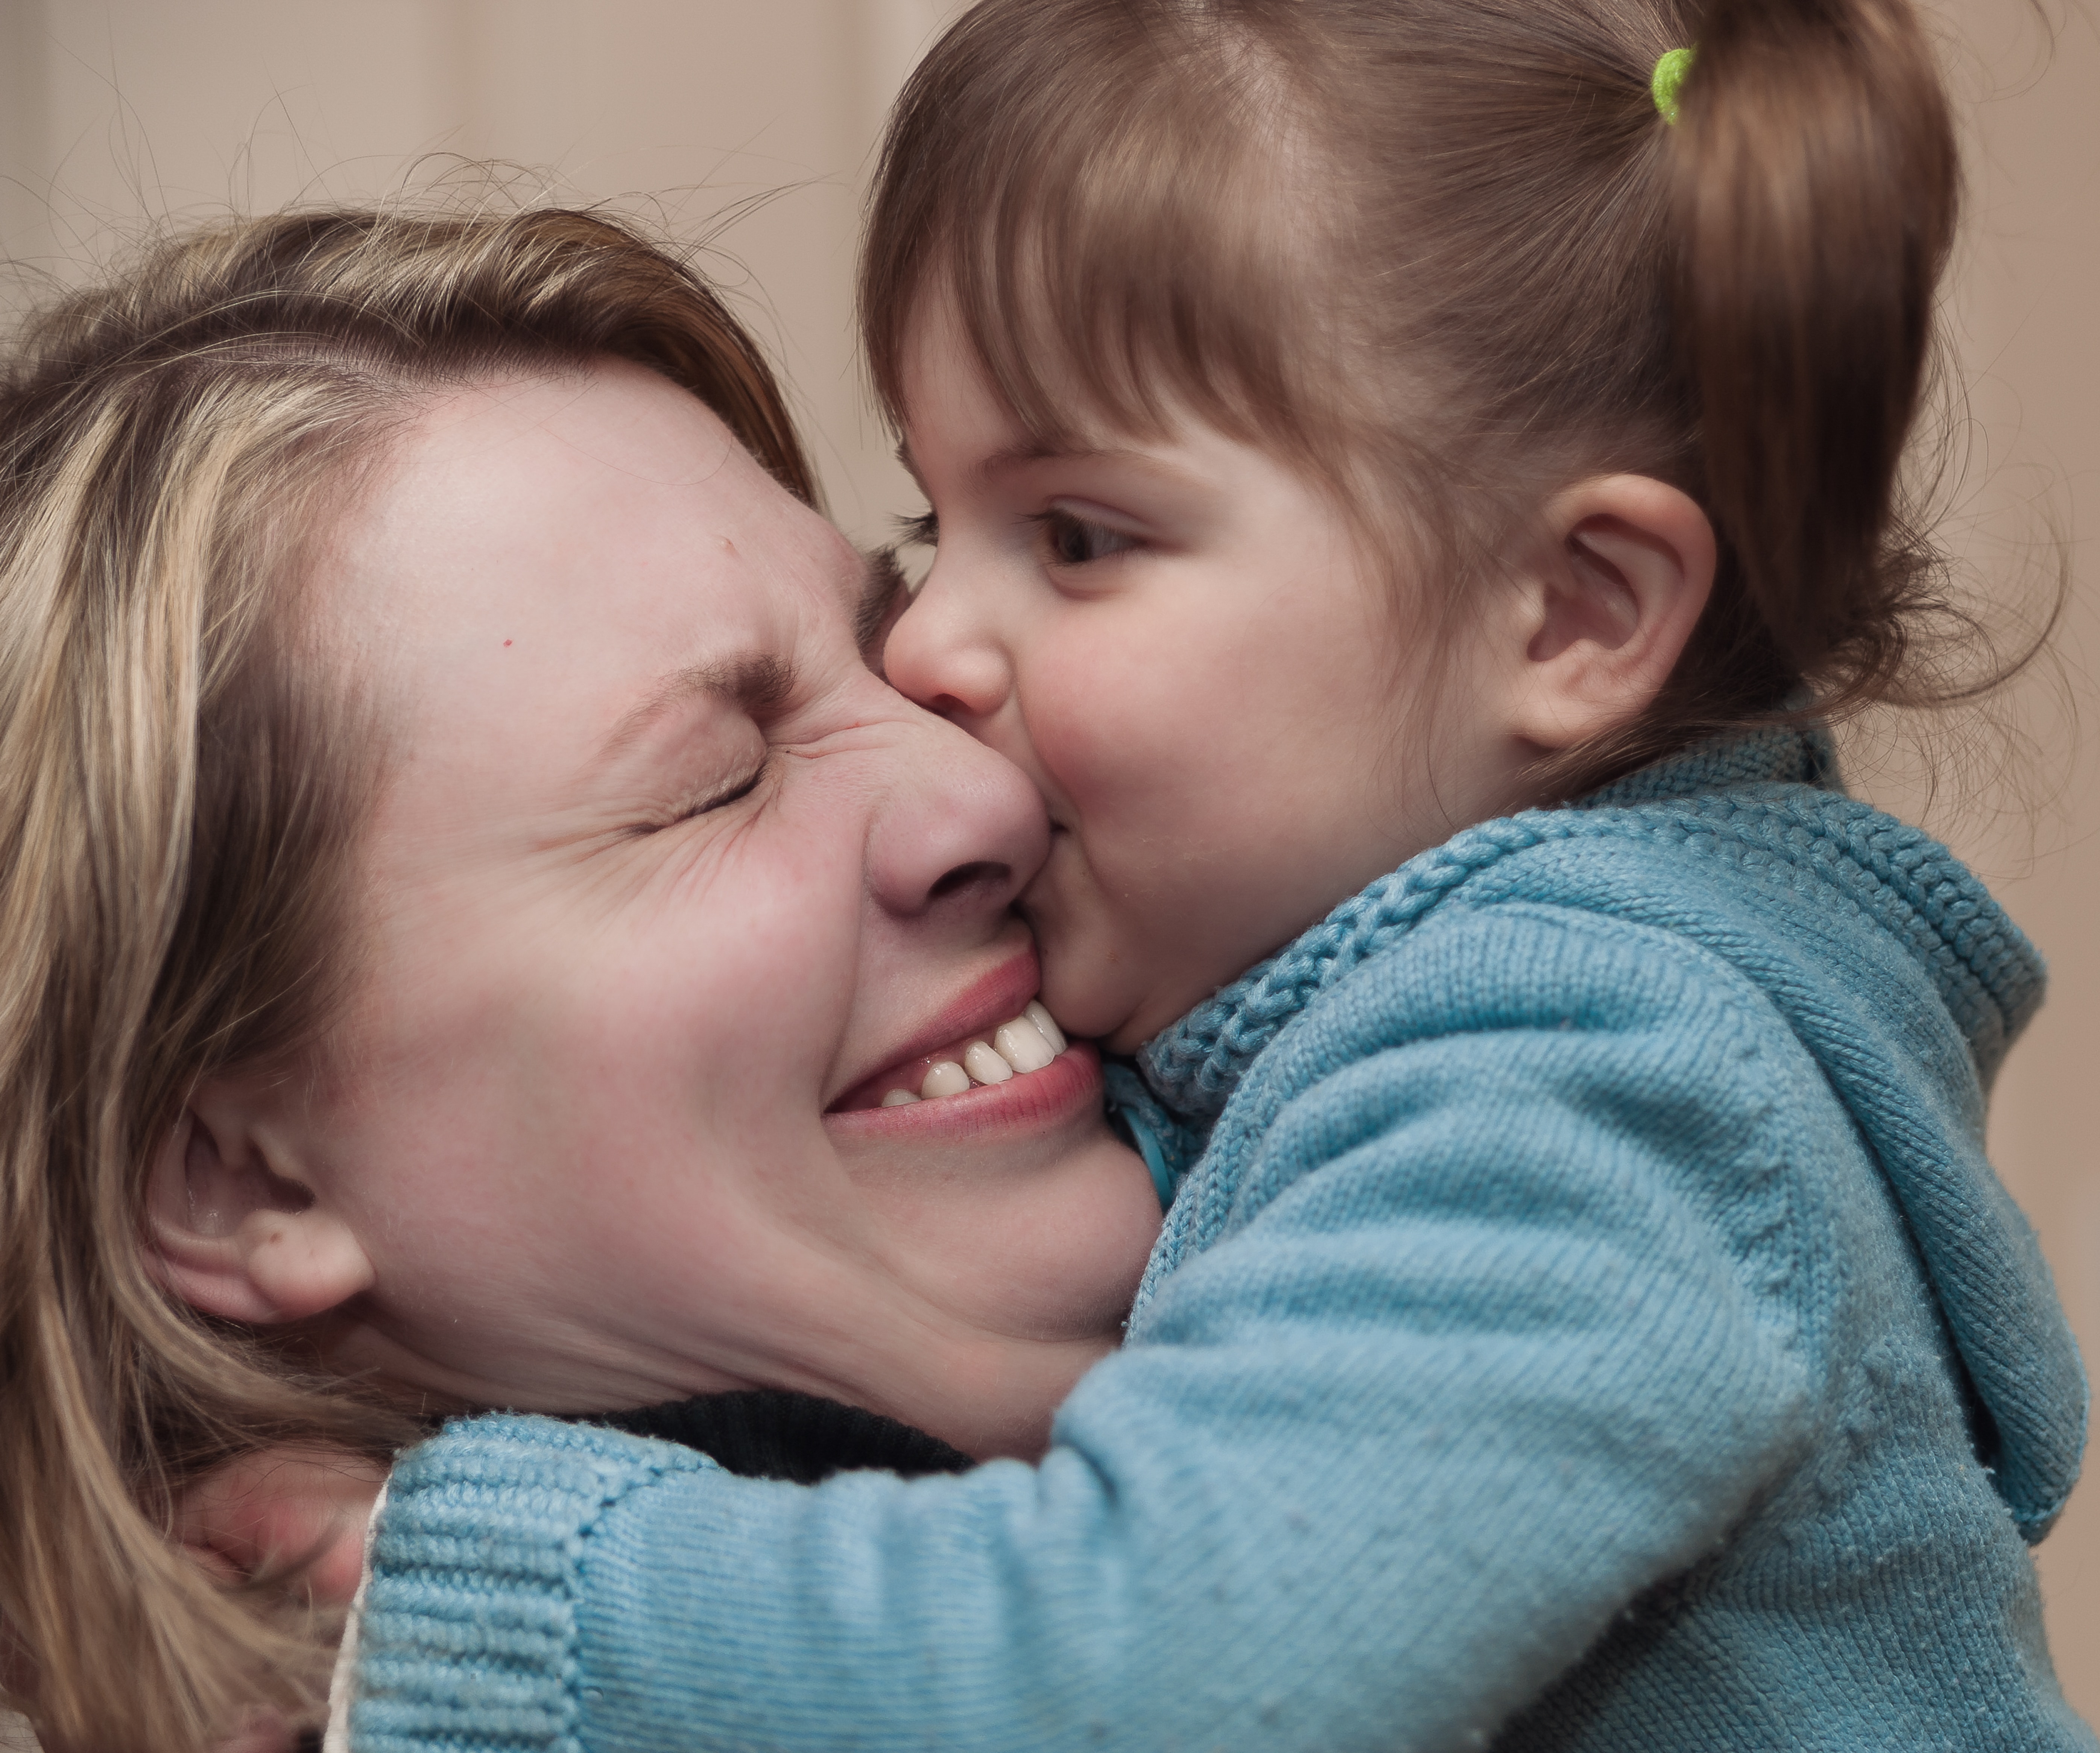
[822,1042,1101,1142]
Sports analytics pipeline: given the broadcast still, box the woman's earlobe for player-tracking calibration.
[1506,475,1716,753]
[144,1106,375,1325]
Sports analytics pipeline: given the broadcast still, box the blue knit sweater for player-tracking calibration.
[347,727,2093,1751]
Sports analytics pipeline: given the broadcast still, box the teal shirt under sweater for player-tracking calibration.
[348,726,2094,1751]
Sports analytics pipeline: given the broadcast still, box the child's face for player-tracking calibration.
[884,302,1526,1052]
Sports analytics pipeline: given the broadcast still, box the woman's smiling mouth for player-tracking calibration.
[825,953,1099,1137]
[831,998,1069,1111]
[825,1038,1101,1138]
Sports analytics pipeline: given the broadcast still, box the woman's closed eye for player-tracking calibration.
[1031,507,1140,568]
[642,761,767,835]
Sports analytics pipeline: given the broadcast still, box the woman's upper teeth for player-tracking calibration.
[880,1000,1068,1105]
[1025,999,1068,1054]
[995,1018,1056,1073]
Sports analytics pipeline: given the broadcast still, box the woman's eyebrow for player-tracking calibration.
[596,654,796,765]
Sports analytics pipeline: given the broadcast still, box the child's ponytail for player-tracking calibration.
[1669,0,1961,722]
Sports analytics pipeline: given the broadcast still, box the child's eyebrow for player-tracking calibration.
[988,446,1208,503]
[897,437,1200,494]
[895,435,1129,479]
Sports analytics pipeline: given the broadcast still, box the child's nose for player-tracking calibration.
[881,572,1014,725]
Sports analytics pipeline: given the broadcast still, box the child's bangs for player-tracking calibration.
[863,3,1335,461]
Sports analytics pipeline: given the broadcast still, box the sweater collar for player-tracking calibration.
[1138,721,1847,1122]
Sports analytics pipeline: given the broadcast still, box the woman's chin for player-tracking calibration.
[313,1042,1159,1440]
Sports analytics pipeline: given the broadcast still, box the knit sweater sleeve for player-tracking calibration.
[349,905,1829,1753]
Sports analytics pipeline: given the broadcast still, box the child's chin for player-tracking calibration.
[1026,927,1144,1047]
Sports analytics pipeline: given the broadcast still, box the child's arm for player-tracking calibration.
[349,907,1829,1752]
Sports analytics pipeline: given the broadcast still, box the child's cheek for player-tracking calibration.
[1023,637,1179,827]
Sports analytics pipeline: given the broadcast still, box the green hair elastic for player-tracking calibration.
[1650,46,1695,126]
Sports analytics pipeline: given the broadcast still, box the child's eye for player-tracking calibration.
[897,509,939,548]
[1033,508,1139,567]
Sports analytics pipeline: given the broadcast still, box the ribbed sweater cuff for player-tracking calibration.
[349,1414,713,1753]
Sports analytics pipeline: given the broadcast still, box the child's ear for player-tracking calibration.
[1502,475,1716,754]
[145,1095,374,1325]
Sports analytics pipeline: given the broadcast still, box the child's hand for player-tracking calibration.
[213,1706,307,1753]
[174,1447,386,1751]
[176,1445,388,1606]
[3,1454,378,1752]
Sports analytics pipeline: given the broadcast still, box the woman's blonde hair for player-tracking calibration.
[0,205,816,1753]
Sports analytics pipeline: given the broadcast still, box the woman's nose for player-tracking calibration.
[865,704,1049,921]
[881,564,1013,725]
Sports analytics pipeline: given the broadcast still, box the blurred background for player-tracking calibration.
[0,0,2092,1726]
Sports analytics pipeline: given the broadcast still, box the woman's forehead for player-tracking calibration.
[329,366,838,691]
[321,365,865,849]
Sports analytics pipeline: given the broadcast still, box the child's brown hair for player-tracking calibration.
[862,0,1973,789]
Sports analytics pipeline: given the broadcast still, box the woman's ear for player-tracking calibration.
[145,1096,374,1325]
[1501,475,1716,754]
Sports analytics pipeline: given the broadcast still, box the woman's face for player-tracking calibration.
[255,362,1161,1459]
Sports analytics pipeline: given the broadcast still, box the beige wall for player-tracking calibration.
[0,0,949,545]
[1887,0,2100,1709]
[0,0,2093,1720]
